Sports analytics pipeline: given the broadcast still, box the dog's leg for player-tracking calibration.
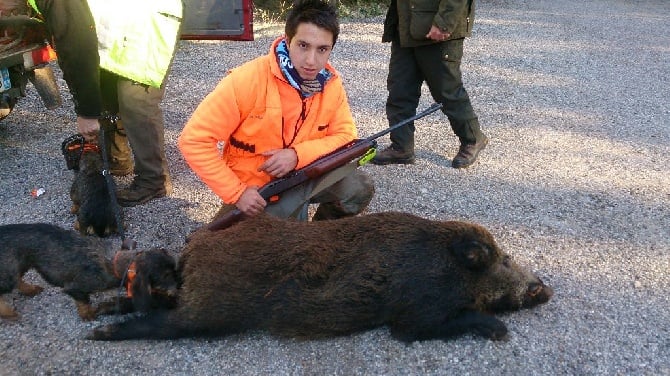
[0,296,19,320]
[17,279,44,296]
[64,288,96,321]
[75,300,97,321]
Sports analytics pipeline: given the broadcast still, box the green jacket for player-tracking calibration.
[383,0,475,47]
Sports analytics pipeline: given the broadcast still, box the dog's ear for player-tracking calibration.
[130,271,152,312]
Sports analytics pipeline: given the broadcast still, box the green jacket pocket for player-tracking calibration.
[409,9,436,40]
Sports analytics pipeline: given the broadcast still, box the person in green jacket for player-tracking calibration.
[371,0,488,168]
[30,0,182,206]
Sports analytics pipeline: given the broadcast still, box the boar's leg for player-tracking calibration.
[88,311,179,340]
[390,310,509,342]
[87,310,228,341]
[95,297,136,316]
[440,311,509,340]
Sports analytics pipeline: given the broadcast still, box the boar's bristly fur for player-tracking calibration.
[89,212,553,342]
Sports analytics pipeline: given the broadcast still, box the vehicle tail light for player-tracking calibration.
[23,44,57,69]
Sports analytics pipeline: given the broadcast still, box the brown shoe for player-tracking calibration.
[452,135,489,169]
[370,145,415,165]
[116,182,166,207]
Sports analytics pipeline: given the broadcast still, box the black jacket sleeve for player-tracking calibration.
[34,0,102,118]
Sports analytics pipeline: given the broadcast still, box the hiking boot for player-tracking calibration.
[116,182,167,207]
[370,145,415,165]
[452,135,489,169]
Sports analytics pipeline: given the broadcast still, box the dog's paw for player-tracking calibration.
[0,301,19,321]
[75,301,97,321]
[18,281,44,296]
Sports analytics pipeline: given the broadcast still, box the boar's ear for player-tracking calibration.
[451,240,494,271]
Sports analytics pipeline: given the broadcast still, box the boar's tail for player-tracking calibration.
[86,311,198,341]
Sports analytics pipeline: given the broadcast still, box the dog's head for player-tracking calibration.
[78,149,104,173]
[112,248,179,312]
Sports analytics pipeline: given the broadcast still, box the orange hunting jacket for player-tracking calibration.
[178,37,357,205]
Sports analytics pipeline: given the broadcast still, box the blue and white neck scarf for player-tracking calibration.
[275,38,332,98]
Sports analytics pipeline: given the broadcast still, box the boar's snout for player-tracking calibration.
[523,281,553,308]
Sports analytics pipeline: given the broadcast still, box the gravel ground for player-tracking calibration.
[1,0,668,374]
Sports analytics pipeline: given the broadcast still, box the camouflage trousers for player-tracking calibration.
[214,161,375,222]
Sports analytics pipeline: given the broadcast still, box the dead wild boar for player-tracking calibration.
[88,212,553,341]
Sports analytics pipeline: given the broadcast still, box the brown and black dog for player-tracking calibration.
[0,223,178,321]
[70,145,120,237]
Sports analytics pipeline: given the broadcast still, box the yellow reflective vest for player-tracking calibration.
[29,0,183,88]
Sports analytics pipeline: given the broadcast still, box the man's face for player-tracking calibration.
[287,22,334,80]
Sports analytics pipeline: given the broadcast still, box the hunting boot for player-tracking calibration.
[100,117,134,176]
[371,109,416,165]
[370,144,415,165]
[452,135,488,169]
[450,119,488,169]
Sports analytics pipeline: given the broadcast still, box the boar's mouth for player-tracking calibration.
[486,282,554,313]
[522,282,553,308]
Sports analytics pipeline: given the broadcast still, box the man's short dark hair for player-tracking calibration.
[285,0,340,46]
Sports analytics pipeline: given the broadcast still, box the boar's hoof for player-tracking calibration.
[460,311,510,341]
[86,326,113,341]
[476,319,509,341]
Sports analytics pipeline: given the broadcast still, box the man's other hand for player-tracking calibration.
[259,148,298,178]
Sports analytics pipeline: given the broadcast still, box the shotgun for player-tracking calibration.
[208,102,442,231]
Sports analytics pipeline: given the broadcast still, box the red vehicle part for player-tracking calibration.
[0,13,61,120]
[181,0,254,41]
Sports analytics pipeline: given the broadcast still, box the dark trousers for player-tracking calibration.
[386,37,484,151]
[100,70,170,189]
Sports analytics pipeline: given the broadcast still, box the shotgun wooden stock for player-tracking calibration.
[208,103,442,231]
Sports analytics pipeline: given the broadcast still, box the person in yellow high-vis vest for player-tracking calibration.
[29,0,183,206]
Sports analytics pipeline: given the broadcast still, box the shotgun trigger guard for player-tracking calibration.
[358,147,377,166]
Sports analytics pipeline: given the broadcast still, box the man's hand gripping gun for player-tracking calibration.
[208,103,443,231]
